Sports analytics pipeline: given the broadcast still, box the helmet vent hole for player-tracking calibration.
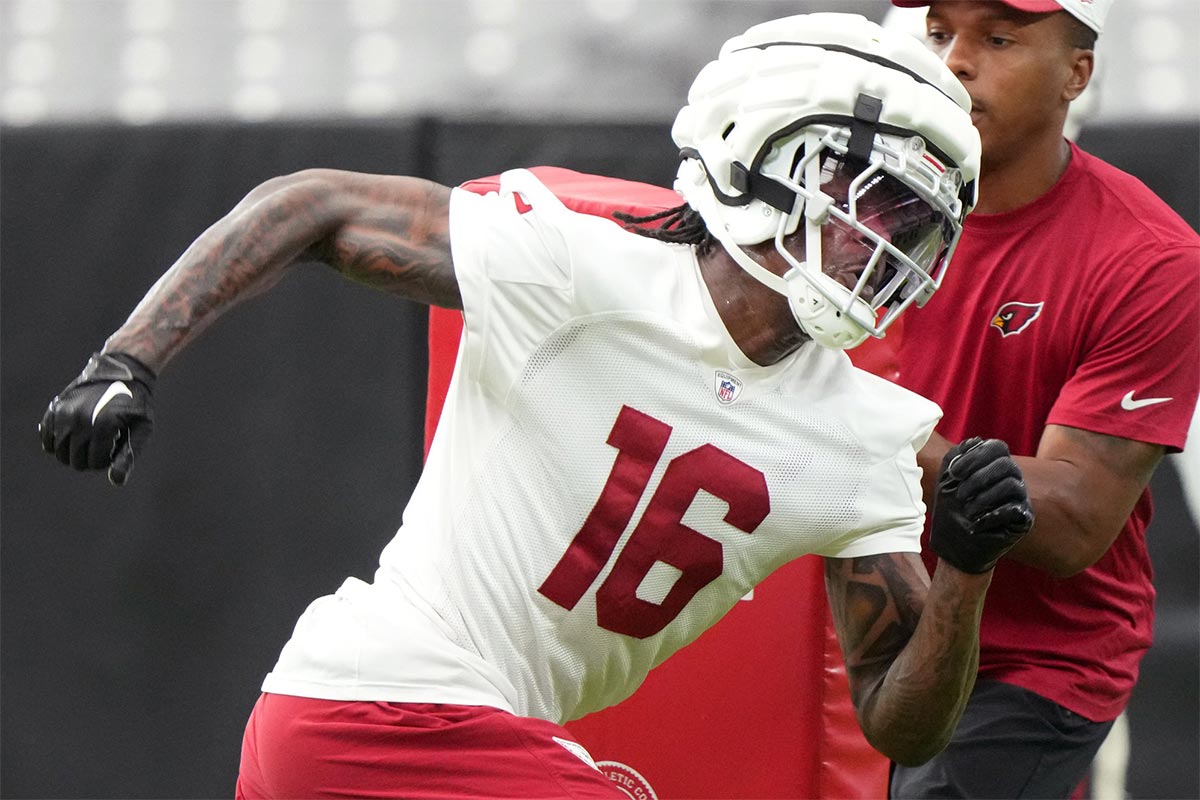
[721,123,736,140]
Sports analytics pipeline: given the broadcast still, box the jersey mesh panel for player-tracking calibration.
[446,316,867,722]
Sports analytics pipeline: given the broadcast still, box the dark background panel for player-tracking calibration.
[427,117,679,189]
[1,122,432,798]
[1078,121,1200,230]
[1,119,1197,799]
[1133,462,1200,800]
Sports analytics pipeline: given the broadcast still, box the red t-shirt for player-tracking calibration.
[896,141,1200,721]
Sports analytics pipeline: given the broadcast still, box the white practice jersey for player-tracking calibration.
[262,169,941,724]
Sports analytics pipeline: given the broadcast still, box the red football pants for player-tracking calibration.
[236,692,624,799]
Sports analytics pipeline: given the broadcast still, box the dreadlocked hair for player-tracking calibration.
[612,203,717,255]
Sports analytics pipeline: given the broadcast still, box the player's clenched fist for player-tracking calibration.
[39,352,156,487]
[930,437,1034,574]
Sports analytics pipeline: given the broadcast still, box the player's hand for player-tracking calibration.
[929,437,1033,574]
[39,352,157,487]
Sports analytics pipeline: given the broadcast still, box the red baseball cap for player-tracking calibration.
[890,0,1109,35]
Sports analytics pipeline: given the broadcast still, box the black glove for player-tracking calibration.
[929,437,1034,574]
[39,352,157,487]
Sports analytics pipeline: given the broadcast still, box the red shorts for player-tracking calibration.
[235,692,623,799]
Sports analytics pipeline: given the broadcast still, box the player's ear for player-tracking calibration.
[1063,48,1093,102]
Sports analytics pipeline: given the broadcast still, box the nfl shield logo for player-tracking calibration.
[715,370,743,405]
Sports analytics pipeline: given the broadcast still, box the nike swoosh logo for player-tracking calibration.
[1121,391,1172,411]
[92,381,133,424]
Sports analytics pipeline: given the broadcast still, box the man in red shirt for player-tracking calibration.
[887,1,1200,797]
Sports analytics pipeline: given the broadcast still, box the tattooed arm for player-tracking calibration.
[824,552,987,766]
[106,169,457,372]
[822,438,1031,763]
[39,169,457,483]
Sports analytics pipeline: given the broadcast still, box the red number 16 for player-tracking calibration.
[538,405,770,639]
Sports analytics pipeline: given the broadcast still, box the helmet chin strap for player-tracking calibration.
[678,152,876,351]
[783,204,874,351]
[702,203,874,351]
[677,157,795,300]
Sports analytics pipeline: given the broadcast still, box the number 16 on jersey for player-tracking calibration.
[538,405,770,639]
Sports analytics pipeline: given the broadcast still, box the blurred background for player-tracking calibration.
[2,1,1197,798]
[1,0,1198,124]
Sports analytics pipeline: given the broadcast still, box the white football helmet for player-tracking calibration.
[672,13,981,350]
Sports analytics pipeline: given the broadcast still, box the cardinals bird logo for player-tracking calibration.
[991,301,1044,337]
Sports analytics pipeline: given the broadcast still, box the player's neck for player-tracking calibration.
[697,246,808,367]
[974,136,1072,215]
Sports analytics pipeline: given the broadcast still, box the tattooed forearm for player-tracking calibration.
[825,552,990,765]
[827,554,925,675]
[109,198,308,368]
[105,170,457,371]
